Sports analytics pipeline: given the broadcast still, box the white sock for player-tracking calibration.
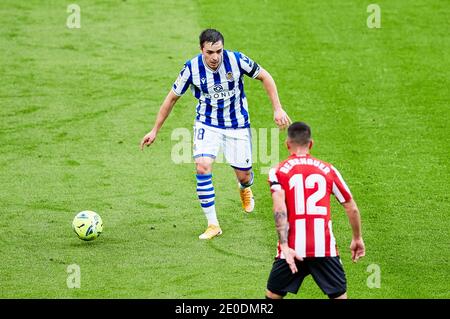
[203,204,219,226]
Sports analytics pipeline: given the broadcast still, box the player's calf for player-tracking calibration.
[265,289,285,299]
[328,291,347,299]
[235,169,253,187]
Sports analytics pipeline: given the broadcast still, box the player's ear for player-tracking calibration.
[309,139,314,150]
[285,139,291,150]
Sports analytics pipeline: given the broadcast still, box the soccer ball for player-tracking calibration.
[72,210,103,241]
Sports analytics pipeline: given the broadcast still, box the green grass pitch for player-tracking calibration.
[0,0,448,298]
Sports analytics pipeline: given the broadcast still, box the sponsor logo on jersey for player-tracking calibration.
[213,84,223,93]
[203,87,236,100]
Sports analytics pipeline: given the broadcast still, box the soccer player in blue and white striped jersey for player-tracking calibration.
[141,29,291,240]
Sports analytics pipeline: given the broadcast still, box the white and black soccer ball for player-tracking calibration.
[72,210,103,241]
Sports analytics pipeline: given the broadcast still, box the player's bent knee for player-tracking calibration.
[236,170,251,181]
[195,162,213,175]
[235,169,253,186]
[265,289,284,299]
[196,166,210,175]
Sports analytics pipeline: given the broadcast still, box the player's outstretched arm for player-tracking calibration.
[255,68,291,130]
[272,189,303,273]
[140,90,180,150]
[342,199,366,262]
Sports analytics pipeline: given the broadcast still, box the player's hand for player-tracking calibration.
[274,108,292,130]
[350,237,365,263]
[140,128,158,150]
[281,245,303,274]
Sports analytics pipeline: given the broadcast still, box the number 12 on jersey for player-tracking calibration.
[289,174,327,215]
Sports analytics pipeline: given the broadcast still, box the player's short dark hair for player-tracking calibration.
[288,122,312,146]
[199,29,224,48]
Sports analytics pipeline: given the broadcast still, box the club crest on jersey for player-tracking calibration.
[226,71,233,81]
[213,84,223,93]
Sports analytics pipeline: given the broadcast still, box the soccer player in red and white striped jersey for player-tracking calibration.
[265,122,365,299]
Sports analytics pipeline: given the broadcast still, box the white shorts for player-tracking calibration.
[193,121,252,170]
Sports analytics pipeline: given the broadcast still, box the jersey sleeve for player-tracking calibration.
[237,52,261,78]
[268,167,282,193]
[172,63,192,96]
[331,165,353,203]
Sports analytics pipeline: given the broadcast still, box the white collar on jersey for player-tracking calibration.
[202,54,223,73]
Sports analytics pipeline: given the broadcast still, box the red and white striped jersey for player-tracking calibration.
[268,154,352,258]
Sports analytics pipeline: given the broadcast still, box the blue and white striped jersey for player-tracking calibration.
[172,50,261,129]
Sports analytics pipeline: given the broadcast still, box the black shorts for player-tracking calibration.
[266,257,347,298]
